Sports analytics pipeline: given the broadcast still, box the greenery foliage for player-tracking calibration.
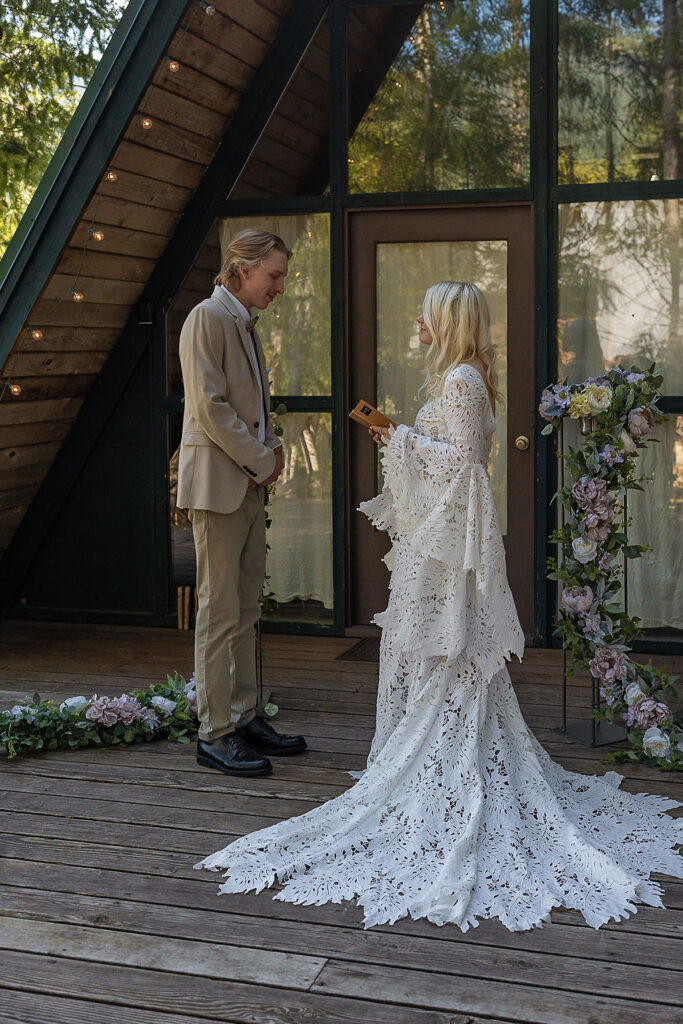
[0,671,198,759]
[540,364,682,770]
[0,0,123,254]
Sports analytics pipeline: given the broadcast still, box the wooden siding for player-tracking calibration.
[0,0,293,558]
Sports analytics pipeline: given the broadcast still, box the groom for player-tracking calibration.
[177,229,307,777]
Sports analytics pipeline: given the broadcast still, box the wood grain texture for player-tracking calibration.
[0,624,681,1024]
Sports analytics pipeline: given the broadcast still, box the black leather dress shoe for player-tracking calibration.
[197,733,272,776]
[236,715,307,756]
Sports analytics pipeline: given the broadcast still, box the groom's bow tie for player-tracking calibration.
[246,315,259,332]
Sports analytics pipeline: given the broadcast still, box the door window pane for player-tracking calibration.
[376,240,508,532]
[264,411,334,622]
[558,200,683,394]
[558,2,682,184]
[218,214,331,396]
[348,1,530,193]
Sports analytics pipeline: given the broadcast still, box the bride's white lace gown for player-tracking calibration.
[195,363,683,931]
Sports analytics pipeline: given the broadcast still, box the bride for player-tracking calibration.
[194,281,682,932]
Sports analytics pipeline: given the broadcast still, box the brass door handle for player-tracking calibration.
[514,435,530,451]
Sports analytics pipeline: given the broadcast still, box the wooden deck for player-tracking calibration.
[0,620,681,1024]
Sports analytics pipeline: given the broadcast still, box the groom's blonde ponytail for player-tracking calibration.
[215,230,292,291]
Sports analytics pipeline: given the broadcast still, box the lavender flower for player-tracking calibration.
[139,708,160,729]
[600,685,620,707]
[583,612,602,635]
[589,647,628,686]
[10,704,36,723]
[561,585,594,615]
[186,688,198,718]
[598,444,623,467]
[598,552,614,571]
[625,372,645,384]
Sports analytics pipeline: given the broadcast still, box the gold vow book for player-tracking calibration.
[349,399,397,430]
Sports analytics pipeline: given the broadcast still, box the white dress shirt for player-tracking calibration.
[222,286,266,443]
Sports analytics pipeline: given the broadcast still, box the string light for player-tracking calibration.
[9,383,22,396]
[166,57,180,72]
[31,329,43,340]
[105,170,118,183]
[200,2,215,14]
[72,289,84,303]
[90,229,105,242]
[140,116,153,130]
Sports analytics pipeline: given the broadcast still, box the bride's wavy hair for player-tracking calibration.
[420,281,504,415]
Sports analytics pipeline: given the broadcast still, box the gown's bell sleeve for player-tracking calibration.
[359,371,524,671]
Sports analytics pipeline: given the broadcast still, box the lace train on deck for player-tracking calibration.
[195,648,683,931]
[193,365,683,931]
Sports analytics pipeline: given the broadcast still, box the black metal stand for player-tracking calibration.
[557,419,628,748]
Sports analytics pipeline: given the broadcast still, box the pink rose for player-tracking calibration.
[571,477,607,511]
[561,585,594,615]
[589,647,628,686]
[632,699,670,730]
[85,696,119,727]
[627,407,654,439]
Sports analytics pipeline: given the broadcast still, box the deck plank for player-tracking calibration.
[0,622,681,1024]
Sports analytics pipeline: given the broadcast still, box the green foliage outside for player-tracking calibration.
[348,0,530,193]
[0,0,124,257]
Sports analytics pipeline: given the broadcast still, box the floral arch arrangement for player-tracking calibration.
[540,364,681,771]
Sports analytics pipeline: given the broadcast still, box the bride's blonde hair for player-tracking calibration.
[421,281,503,415]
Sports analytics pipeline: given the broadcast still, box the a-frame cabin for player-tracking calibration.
[1,0,681,652]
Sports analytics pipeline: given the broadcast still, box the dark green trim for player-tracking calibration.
[330,199,347,631]
[0,0,191,368]
[270,395,333,411]
[530,0,554,646]
[554,181,683,203]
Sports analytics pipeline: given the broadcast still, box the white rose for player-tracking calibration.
[619,429,636,454]
[624,682,645,707]
[642,726,670,758]
[60,695,90,713]
[586,384,612,413]
[151,695,177,716]
[572,536,598,564]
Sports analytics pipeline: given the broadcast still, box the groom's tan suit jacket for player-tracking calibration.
[177,286,278,513]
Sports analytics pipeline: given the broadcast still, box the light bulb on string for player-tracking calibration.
[166,57,180,72]
[105,170,118,183]
[9,383,22,396]
[200,2,216,14]
[140,116,153,130]
[31,329,43,340]
[72,289,84,303]
[90,228,105,242]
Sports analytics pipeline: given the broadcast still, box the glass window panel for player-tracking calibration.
[347,1,530,193]
[264,411,334,623]
[628,415,683,631]
[376,240,508,532]
[167,410,334,625]
[558,416,683,633]
[558,200,683,394]
[558,2,682,185]
[218,213,331,396]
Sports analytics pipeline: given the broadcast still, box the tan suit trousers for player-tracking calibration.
[189,489,265,742]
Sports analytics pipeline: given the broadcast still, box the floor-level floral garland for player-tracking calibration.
[1,672,198,759]
[540,362,681,771]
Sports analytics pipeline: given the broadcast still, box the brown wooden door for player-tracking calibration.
[348,204,535,637]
